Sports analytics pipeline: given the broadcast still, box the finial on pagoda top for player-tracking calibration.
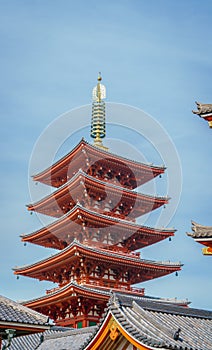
[97,72,102,81]
[90,73,108,150]
[92,72,106,102]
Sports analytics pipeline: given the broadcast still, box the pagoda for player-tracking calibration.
[14,74,182,328]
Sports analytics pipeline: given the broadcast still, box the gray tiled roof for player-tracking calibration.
[0,295,48,326]
[1,327,70,350]
[37,327,96,350]
[187,221,212,239]
[81,293,212,350]
[192,101,212,115]
[5,294,208,350]
[116,293,211,318]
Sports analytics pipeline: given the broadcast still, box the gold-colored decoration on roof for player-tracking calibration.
[108,319,119,341]
[202,247,212,255]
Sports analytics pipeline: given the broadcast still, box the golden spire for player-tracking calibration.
[90,73,108,150]
[97,72,102,81]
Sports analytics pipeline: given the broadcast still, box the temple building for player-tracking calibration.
[190,102,212,255]
[80,293,212,350]
[192,101,212,128]
[4,293,212,350]
[14,74,183,329]
[187,221,212,256]
[0,295,50,349]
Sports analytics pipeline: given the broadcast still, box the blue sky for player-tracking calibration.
[1,0,212,309]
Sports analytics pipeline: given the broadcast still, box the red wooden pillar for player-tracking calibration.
[82,318,87,327]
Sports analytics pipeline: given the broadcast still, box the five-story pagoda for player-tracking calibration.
[14,75,182,328]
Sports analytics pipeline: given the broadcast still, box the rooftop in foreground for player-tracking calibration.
[8,293,211,350]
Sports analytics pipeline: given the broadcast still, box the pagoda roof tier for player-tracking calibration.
[23,282,189,310]
[14,241,182,285]
[23,283,122,308]
[23,282,109,326]
[21,205,175,251]
[187,221,212,255]
[27,170,169,219]
[33,139,165,189]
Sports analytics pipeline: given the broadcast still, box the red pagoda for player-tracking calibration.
[14,74,182,328]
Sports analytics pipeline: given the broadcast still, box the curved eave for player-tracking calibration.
[187,232,212,239]
[23,282,110,308]
[27,169,169,215]
[14,241,182,279]
[197,114,212,128]
[187,228,212,241]
[199,113,212,119]
[21,229,175,252]
[0,323,50,336]
[21,205,176,246]
[188,235,212,242]
[33,139,165,186]
[32,138,85,181]
[187,232,212,255]
[27,169,170,207]
[190,237,212,248]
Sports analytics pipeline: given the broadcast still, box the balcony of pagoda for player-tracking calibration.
[21,205,175,251]
[46,283,145,297]
[78,282,146,297]
[27,170,169,221]
[14,241,182,288]
[33,139,165,189]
